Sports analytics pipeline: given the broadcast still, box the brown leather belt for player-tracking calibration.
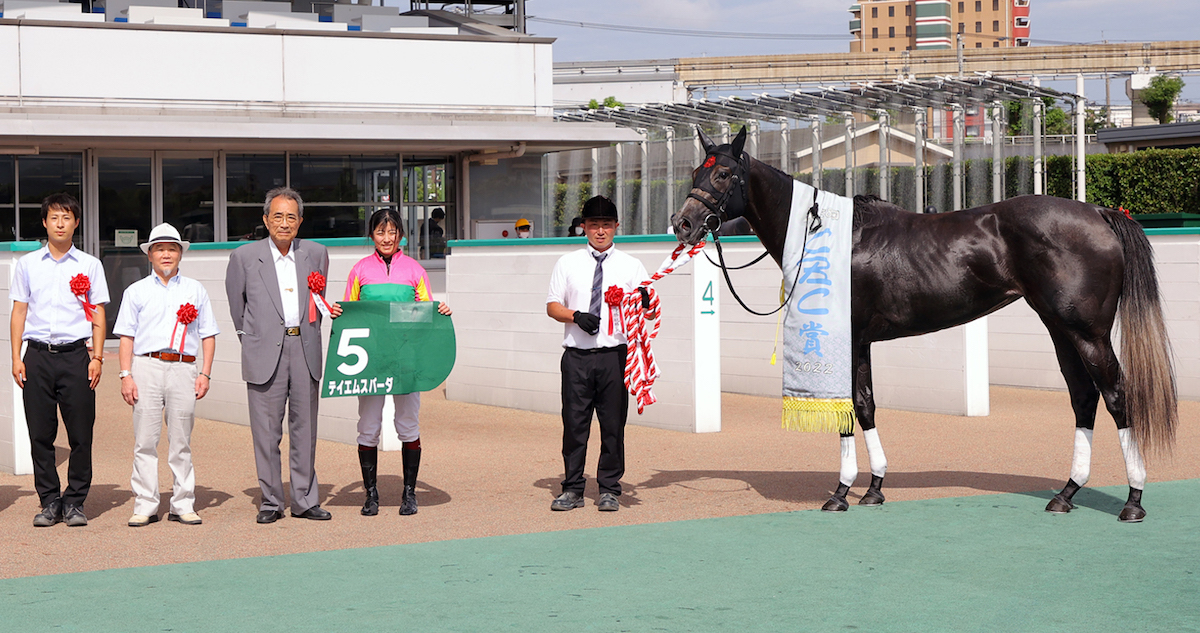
[285,326,301,336]
[144,351,196,363]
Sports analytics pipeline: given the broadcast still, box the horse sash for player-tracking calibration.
[322,301,456,398]
[781,181,856,433]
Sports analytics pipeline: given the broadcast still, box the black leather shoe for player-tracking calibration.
[256,509,284,524]
[292,506,332,521]
[63,505,87,527]
[551,491,584,511]
[33,499,63,527]
[597,492,620,512]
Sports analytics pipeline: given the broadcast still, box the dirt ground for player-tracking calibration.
[2,358,1197,579]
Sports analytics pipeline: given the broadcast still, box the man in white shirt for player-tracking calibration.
[114,224,219,527]
[546,196,649,512]
[9,193,109,528]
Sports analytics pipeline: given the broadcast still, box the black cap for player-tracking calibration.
[580,196,618,220]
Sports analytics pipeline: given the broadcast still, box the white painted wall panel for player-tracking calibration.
[282,37,537,108]
[0,27,19,99]
[18,26,284,102]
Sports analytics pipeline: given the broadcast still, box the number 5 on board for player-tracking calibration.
[337,328,370,375]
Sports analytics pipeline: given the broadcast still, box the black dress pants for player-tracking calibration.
[560,345,628,496]
[23,344,95,508]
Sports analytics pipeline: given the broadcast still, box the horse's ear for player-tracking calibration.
[697,126,716,154]
[731,126,748,157]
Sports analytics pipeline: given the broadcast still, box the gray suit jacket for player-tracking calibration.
[225,238,330,385]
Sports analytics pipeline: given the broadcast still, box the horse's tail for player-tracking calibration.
[1102,208,1178,456]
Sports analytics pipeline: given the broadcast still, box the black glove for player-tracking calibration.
[638,287,651,310]
[573,311,601,336]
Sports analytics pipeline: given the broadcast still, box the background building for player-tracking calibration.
[850,0,1030,53]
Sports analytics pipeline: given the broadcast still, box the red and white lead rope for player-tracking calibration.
[605,240,708,414]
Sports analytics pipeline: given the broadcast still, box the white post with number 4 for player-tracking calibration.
[693,244,721,432]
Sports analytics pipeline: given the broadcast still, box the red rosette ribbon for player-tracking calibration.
[69,274,97,322]
[604,285,625,335]
[170,303,198,354]
[307,271,333,323]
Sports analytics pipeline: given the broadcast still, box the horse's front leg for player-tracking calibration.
[822,340,887,511]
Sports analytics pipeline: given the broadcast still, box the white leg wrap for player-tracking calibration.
[1068,427,1094,486]
[863,428,887,478]
[839,436,858,488]
[1117,428,1147,491]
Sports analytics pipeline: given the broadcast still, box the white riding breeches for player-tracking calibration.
[357,392,421,446]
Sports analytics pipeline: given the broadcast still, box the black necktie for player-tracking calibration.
[589,251,607,318]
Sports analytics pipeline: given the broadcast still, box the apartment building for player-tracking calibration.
[850,0,1030,52]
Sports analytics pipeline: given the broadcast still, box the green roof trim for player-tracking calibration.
[0,241,42,252]
[449,234,765,248]
[188,237,373,251]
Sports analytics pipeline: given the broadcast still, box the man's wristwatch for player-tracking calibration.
[91,356,103,363]
[118,370,132,379]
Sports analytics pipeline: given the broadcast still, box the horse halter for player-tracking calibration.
[686,149,751,234]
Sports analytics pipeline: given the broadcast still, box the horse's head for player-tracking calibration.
[671,125,750,245]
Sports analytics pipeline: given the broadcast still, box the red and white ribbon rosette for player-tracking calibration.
[603,285,626,336]
[171,303,198,353]
[69,273,97,322]
[307,271,333,323]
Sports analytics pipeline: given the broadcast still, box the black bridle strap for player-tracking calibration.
[703,248,771,270]
[711,200,822,317]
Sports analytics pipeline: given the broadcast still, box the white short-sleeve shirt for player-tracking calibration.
[547,244,649,349]
[11,245,110,344]
[112,272,221,357]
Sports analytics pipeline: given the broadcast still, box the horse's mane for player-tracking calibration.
[853,194,911,228]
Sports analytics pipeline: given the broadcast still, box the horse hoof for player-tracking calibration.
[858,489,885,506]
[1045,494,1075,514]
[821,496,849,512]
[1118,504,1146,523]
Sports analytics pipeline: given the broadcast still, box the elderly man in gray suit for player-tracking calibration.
[226,187,342,524]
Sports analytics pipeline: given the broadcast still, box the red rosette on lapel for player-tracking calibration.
[604,285,625,335]
[171,303,198,354]
[69,273,97,322]
[307,271,332,323]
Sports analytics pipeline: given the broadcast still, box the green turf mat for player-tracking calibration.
[3,481,1198,633]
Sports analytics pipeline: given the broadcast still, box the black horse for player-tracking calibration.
[673,127,1178,521]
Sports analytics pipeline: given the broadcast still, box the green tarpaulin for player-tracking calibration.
[322,301,456,398]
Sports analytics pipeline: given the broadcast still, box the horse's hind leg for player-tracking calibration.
[1043,328,1101,514]
[1051,327,1147,522]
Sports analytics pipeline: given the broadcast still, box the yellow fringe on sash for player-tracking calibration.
[782,397,856,433]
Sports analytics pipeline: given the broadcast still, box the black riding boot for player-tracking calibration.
[399,446,421,516]
[359,446,379,516]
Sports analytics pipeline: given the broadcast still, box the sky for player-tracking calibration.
[524,0,1200,104]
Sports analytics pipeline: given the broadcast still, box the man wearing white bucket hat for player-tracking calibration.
[113,223,219,527]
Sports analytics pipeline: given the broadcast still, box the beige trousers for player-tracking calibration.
[130,355,198,516]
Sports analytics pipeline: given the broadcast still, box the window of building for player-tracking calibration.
[905,24,912,37]
[993,19,999,31]
[975,21,982,32]
[905,4,911,16]
[888,46,895,51]
[226,154,286,241]
[993,41,1000,47]
[958,22,965,33]
[974,0,981,10]
[872,47,879,52]
[958,2,964,12]
[872,27,878,38]
[975,41,982,48]
[1015,16,1030,27]
[888,5,894,17]
[162,156,215,243]
[889,26,895,37]
[872,6,878,17]
[17,154,83,245]
[0,156,13,242]
[289,155,397,240]
[1015,0,1029,5]
[993,0,999,9]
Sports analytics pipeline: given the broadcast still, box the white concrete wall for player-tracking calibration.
[0,23,552,115]
[444,238,722,433]
[0,248,33,475]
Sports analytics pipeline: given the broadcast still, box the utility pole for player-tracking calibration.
[957,33,964,79]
